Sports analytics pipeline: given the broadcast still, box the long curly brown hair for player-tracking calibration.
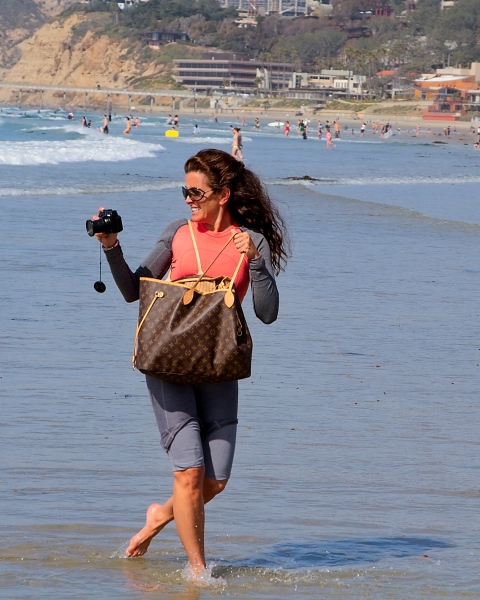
[184,148,290,274]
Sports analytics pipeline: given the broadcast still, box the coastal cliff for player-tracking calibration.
[0,9,170,111]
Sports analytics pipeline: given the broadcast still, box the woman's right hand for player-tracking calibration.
[92,207,118,248]
[95,231,118,248]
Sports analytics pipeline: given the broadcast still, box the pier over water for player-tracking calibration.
[0,82,208,112]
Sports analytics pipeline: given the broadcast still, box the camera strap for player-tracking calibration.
[94,243,106,293]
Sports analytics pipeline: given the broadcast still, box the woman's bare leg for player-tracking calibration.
[126,475,227,558]
[173,467,206,573]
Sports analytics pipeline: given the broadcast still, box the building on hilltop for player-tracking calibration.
[117,0,148,7]
[143,31,189,47]
[218,0,308,17]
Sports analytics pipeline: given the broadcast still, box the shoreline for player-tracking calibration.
[2,100,478,146]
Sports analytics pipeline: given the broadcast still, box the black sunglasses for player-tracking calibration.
[181,186,216,202]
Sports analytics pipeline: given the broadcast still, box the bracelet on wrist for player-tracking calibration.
[103,240,119,251]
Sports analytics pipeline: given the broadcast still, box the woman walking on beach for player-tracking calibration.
[91,148,288,581]
[326,129,335,149]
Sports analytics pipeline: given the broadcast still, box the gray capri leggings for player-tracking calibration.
[146,375,238,481]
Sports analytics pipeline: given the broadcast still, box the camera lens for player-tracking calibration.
[86,219,95,236]
[86,219,101,236]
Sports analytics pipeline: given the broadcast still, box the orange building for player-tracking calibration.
[415,74,480,120]
[414,75,477,100]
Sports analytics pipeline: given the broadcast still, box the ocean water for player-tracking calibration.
[1,107,479,599]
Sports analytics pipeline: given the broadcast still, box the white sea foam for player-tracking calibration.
[0,179,179,197]
[0,137,164,165]
[30,123,86,133]
[171,134,253,145]
[269,174,480,187]
[181,564,226,588]
[173,135,231,145]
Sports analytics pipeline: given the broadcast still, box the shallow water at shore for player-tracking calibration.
[1,110,479,598]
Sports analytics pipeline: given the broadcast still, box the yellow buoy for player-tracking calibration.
[165,130,179,137]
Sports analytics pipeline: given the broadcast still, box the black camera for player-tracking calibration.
[86,209,123,237]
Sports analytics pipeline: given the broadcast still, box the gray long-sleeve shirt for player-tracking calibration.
[104,219,279,324]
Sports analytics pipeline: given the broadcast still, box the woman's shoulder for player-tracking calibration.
[159,218,188,239]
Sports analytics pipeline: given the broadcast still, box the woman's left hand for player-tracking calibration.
[232,229,259,261]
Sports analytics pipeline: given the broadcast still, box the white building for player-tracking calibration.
[115,0,150,7]
[219,0,308,17]
[290,69,366,98]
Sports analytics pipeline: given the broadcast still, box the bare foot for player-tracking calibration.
[126,503,170,557]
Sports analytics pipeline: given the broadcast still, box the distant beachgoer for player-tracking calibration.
[302,121,308,139]
[284,121,290,137]
[326,130,335,149]
[360,123,366,136]
[87,120,92,128]
[334,121,341,138]
[232,127,243,161]
[81,116,87,127]
[134,117,140,127]
[193,124,199,135]
[317,121,322,139]
[123,117,132,135]
[167,114,172,125]
[298,120,307,139]
[102,114,109,134]
[416,124,421,136]
[173,115,179,129]
[254,118,260,130]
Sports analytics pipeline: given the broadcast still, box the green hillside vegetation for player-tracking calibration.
[1,0,479,85]
[67,0,479,75]
[0,0,45,30]
[0,0,46,50]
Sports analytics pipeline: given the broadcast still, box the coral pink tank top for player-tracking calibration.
[170,222,250,302]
